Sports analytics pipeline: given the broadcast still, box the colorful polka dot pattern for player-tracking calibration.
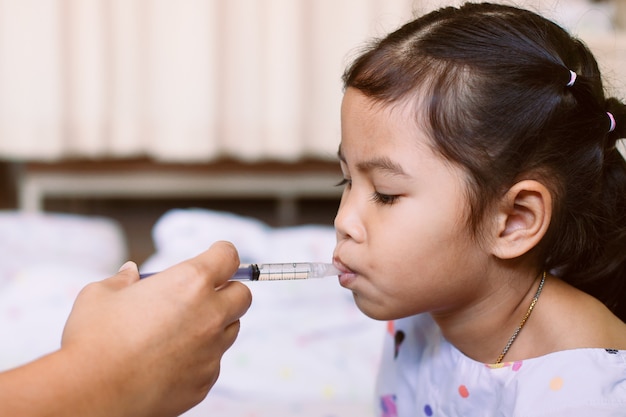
[378,318,626,417]
[380,394,398,417]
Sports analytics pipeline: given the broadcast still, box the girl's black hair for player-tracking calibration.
[343,2,626,320]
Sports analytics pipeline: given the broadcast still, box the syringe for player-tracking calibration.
[139,262,340,281]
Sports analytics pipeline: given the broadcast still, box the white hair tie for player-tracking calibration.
[607,112,616,133]
[566,70,577,87]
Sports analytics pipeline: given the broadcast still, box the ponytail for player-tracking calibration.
[572,98,626,320]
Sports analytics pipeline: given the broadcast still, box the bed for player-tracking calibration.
[0,208,384,417]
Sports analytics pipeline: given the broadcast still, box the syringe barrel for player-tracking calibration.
[256,263,311,280]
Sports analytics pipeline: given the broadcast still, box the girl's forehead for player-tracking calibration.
[341,88,418,122]
[340,89,433,161]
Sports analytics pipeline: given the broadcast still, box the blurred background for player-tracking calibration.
[0,0,624,262]
[0,2,624,415]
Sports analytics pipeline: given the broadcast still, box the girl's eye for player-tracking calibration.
[336,178,352,188]
[371,192,399,205]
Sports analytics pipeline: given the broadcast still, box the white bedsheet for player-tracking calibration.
[0,211,127,370]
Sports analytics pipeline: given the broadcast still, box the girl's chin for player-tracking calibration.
[352,293,410,321]
[354,302,393,321]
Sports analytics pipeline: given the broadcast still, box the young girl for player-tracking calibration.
[332,3,626,415]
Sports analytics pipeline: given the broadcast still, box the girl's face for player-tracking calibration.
[333,88,492,321]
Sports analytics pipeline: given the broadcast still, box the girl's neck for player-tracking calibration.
[431,273,626,363]
[430,270,547,364]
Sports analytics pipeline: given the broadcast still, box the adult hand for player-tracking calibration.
[59,241,252,417]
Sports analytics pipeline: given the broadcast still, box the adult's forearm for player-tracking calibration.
[0,349,120,417]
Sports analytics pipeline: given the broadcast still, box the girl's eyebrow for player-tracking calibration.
[357,157,408,177]
[337,145,408,177]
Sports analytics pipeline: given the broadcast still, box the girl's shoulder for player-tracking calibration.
[537,278,626,352]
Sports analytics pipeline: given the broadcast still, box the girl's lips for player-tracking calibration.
[333,258,352,274]
[333,258,358,287]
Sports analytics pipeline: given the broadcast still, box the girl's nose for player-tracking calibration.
[334,192,366,243]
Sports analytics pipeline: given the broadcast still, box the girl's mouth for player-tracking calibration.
[333,258,358,287]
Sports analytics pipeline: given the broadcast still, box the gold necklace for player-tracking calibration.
[494,271,547,364]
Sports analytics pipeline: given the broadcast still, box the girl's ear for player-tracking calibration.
[490,180,552,260]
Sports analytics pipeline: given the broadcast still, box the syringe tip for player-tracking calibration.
[309,262,341,278]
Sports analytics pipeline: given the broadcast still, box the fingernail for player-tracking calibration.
[118,261,137,272]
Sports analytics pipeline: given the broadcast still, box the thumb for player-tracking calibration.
[103,261,140,289]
